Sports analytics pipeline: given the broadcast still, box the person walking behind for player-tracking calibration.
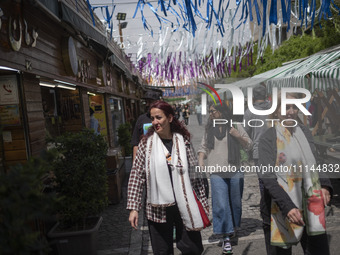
[244,84,271,167]
[131,90,160,161]
[198,104,252,254]
[127,101,209,255]
[90,107,100,135]
[258,92,332,255]
[182,104,190,125]
[175,104,181,120]
[195,103,203,126]
[244,84,271,199]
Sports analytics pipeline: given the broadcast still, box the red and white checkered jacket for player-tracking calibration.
[126,134,209,223]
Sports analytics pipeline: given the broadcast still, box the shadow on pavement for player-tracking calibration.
[238,218,263,237]
[241,242,253,255]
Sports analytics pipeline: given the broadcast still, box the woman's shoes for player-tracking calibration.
[222,237,233,254]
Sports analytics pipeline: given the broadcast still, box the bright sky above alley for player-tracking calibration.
[88,0,340,87]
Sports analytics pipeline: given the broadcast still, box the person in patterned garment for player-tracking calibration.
[258,92,332,255]
[127,100,208,255]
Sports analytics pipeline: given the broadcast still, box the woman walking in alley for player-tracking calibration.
[198,104,252,254]
[258,92,332,255]
[182,104,190,125]
[127,100,208,255]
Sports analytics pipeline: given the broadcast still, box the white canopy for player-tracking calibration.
[215,48,340,99]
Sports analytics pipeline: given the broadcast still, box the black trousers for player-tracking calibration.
[261,188,330,255]
[263,222,330,255]
[148,205,203,255]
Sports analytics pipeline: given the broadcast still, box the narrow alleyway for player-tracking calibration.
[97,113,340,255]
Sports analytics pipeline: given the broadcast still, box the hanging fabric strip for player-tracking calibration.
[133,0,153,36]
[159,0,168,16]
[168,6,182,31]
[287,0,291,31]
[185,0,197,36]
[269,0,278,25]
[146,2,173,30]
[248,0,253,22]
[239,0,249,25]
[281,0,287,23]
[278,10,282,46]
[310,0,316,29]
[262,0,268,36]
[86,0,96,26]
[253,0,262,25]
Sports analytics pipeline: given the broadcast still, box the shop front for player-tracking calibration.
[0,0,140,171]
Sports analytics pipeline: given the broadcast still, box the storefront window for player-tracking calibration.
[108,97,124,147]
[41,86,82,138]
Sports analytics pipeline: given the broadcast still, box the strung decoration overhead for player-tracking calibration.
[133,0,340,37]
[85,0,116,39]
[131,0,340,87]
[84,0,340,88]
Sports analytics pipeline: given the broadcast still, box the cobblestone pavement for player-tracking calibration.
[97,113,340,255]
[96,178,131,255]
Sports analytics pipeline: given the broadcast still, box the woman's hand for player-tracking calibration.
[287,208,305,226]
[229,127,240,138]
[129,210,139,230]
[321,188,331,206]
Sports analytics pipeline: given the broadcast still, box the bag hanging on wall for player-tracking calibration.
[193,191,211,228]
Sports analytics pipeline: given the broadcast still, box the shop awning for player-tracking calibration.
[266,50,340,91]
[60,1,107,47]
[309,58,340,91]
[215,49,340,100]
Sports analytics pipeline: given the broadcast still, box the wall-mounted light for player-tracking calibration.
[54,79,77,87]
[57,84,76,90]
[0,66,20,72]
[87,92,96,96]
[39,82,55,88]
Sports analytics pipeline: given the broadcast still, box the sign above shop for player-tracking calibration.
[78,59,91,83]
[8,15,38,52]
[97,62,106,86]
[62,36,78,76]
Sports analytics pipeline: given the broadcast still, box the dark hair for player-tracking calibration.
[145,100,191,141]
[207,103,231,121]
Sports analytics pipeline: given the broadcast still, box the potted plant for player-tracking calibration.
[47,129,108,255]
[0,153,57,254]
[117,122,132,158]
[105,123,132,205]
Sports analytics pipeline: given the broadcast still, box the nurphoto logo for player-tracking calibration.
[200,84,312,117]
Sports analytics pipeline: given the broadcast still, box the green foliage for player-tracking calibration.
[230,17,340,77]
[0,152,57,254]
[254,18,340,75]
[118,123,132,157]
[51,129,108,228]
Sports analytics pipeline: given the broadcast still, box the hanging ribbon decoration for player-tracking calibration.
[86,0,96,26]
[81,0,340,89]
[91,1,116,39]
